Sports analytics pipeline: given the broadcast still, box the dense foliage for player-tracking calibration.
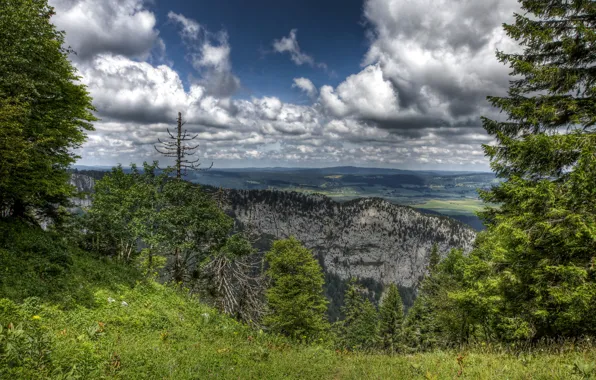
[336,279,380,351]
[264,238,330,341]
[379,284,404,353]
[0,0,95,221]
[85,163,233,282]
[470,0,596,340]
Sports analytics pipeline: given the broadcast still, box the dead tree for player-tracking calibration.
[153,111,212,283]
[154,111,212,179]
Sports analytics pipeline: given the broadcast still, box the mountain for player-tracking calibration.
[224,189,476,316]
[68,174,477,316]
[226,189,475,288]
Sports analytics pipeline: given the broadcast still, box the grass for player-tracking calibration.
[1,221,595,379]
[410,199,487,216]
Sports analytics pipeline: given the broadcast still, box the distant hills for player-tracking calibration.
[70,165,494,231]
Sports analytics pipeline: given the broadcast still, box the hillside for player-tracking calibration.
[226,189,476,289]
[69,175,476,311]
[0,221,592,379]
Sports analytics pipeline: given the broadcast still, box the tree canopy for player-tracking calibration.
[263,237,329,341]
[0,0,96,221]
[473,0,596,340]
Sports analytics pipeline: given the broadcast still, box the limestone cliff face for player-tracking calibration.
[69,173,95,207]
[226,190,476,289]
[69,174,477,290]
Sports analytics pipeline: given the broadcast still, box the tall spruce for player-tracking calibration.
[263,237,329,341]
[477,0,596,339]
[379,284,404,353]
[428,243,440,272]
[337,279,380,351]
[0,0,96,220]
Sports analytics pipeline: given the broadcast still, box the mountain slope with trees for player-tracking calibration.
[226,189,476,290]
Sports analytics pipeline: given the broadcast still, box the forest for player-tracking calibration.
[1,0,596,378]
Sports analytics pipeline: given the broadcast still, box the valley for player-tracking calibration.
[184,166,497,230]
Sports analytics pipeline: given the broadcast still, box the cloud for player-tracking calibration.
[49,0,161,60]
[78,54,203,124]
[292,78,317,99]
[273,29,327,69]
[64,0,521,170]
[169,12,240,97]
[167,11,200,39]
[362,0,519,120]
[319,64,399,121]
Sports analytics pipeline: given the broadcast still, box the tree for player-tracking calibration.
[403,249,482,350]
[200,234,266,325]
[379,284,404,353]
[86,163,233,284]
[428,243,440,272]
[336,279,380,351]
[263,237,329,341]
[476,0,596,339]
[85,163,166,261]
[0,0,96,220]
[154,112,212,179]
[158,179,232,282]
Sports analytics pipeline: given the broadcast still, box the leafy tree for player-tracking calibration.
[0,0,96,220]
[476,0,596,340]
[158,178,232,282]
[379,284,404,353]
[86,163,166,261]
[336,279,380,351]
[86,163,232,283]
[263,237,329,341]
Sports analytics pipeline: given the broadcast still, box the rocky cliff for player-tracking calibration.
[226,189,476,289]
[69,173,95,208]
[69,174,477,313]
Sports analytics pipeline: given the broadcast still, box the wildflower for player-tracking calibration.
[32,315,41,320]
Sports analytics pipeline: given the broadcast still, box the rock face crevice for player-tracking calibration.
[226,189,476,289]
[69,173,95,208]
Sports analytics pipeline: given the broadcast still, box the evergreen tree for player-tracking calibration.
[337,279,380,351]
[476,0,596,339]
[404,249,478,350]
[0,0,96,220]
[263,237,329,341]
[428,243,440,272]
[379,284,404,353]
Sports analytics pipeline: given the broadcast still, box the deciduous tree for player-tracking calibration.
[0,0,96,220]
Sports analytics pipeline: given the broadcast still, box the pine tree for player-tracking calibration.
[0,0,96,220]
[337,279,380,351]
[428,243,440,272]
[379,284,404,353]
[476,0,596,339]
[263,237,330,341]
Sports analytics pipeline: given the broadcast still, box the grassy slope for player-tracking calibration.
[410,199,486,216]
[0,222,594,379]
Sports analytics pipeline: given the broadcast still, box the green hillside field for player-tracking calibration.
[1,221,594,379]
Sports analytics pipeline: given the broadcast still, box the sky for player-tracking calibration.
[49,0,522,171]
